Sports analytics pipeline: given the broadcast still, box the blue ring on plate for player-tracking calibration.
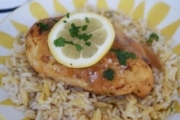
[0,6,19,13]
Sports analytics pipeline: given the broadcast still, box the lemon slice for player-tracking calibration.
[48,12,115,68]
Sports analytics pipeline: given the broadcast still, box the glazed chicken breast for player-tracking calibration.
[25,17,154,97]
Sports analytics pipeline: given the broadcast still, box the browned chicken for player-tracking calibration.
[25,17,154,97]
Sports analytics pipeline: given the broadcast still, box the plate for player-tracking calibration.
[0,0,180,120]
[0,0,30,22]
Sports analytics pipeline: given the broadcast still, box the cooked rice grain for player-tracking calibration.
[1,7,180,120]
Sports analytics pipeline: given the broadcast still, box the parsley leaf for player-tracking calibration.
[78,33,92,41]
[147,33,159,44]
[85,41,91,46]
[82,25,88,31]
[37,22,49,31]
[66,13,70,18]
[69,23,81,38]
[54,17,93,52]
[64,40,74,45]
[75,44,83,51]
[103,68,114,81]
[112,49,136,65]
[115,50,127,65]
[54,37,74,47]
[85,17,90,23]
[54,37,66,47]
[124,52,136,59]
[85,34,92,41]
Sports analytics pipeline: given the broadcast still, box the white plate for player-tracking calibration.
[0,0,180,120]
[0,0,30,21]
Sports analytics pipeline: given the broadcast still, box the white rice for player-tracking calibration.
[1,7,180,120]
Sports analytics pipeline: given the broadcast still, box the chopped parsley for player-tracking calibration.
[66,13,70,18]
[75,44,83,51]
[85,17,90,23]
[37,22,49,31]
[82,25,88,31]
[85,41,91,46]
[112,49,136,65]
[78,33,92,41]
[147,33,159,44]
[54,37,74,47]
[103,68,115,81]
[69,23,81,38]
[54,17,92,51]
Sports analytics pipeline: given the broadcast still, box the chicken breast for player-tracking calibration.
[25,17,154,97]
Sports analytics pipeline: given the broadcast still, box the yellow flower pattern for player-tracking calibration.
[131,1,145,20]
[73,0,87,9]
[147,2,170,27]
[0,32,14,49]
[0,73,6,86]
[11,20,28,33]
[0,99,16,106]
[0,113,6,120]
[53,0,68,14]
[118,0,134,15]
[29,2,49,19]
[161,19,180,38]
[0,56,9,65]
[97,0,108,9]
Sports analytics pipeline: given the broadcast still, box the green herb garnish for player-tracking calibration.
[75,44,83,51]
[69,23,81,38]
[147,33,159,44]
[63,20,67,23]
[54,37,74,47]
[112,49,136,65]
[85,17,90,23]
[53,17,92,51]
[66,13,70,18]
[85,41,91,46]
[54,37,65,47]
[82,25,88,31]
[103,68,114,81]
[78,33,92,41]
[54,37,83,51]
[68,23,92,45]
[37,22,49,31]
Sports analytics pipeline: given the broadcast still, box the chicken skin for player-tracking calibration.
[25,17,154,97]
